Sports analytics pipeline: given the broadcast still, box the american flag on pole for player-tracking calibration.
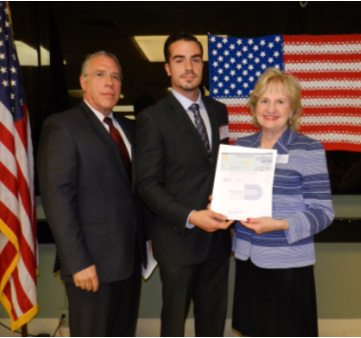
[208,34,361,152]
[0,1,38,331]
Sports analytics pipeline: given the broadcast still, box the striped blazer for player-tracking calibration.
[232,128,335,268]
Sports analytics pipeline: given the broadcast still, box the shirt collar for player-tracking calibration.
[274,128,296,154]
[269,127,295,154]
[251,128,295,154]
[83,99,115,123]
[171,89,204,111]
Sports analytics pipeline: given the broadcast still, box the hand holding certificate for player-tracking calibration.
[211,144,277,221]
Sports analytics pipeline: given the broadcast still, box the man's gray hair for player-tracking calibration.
[80,51,122,76]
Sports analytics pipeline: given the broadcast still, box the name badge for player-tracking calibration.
[219,125,229,140]
[277,154,289,164]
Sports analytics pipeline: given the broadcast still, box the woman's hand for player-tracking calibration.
[239,217,289,235]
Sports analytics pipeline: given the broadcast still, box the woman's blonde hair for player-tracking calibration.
[249,68,303,131]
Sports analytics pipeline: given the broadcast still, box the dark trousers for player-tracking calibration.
[158,246,230,337]
[65,263,141,337]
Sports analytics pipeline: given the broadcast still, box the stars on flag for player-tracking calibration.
[208,34,284,98]
[0,15,19,105]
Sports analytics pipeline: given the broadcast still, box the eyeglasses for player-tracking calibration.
[83,70,122,82]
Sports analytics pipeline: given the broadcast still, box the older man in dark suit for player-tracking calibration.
[136,33,233,337]
[37,51,147,337]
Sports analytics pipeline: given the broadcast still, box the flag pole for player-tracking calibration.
[21,325,28,337]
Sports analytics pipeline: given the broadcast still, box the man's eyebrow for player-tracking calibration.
[172,54,202,60]
[172,55,185,60]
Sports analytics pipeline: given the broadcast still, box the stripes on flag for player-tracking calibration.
[208,34,361,152]
[0,2,38,331]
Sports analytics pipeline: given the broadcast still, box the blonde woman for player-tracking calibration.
[232,68,335,337]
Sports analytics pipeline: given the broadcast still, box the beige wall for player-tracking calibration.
[1,196,361,320]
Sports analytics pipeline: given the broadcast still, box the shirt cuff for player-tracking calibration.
[186,210,196,229]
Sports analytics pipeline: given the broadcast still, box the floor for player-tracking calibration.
[1,318,361,336]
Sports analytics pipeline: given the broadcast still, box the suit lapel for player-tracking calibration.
[203,98,220,165]
[114,115,137,187]
[166,93,215,161]
[79,102,133,187]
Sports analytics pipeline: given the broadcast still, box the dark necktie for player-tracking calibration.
[189,103,211,157]
[104,117,132,179]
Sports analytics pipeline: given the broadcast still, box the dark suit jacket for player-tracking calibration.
[135,93,231,266]
[37,101,146,283]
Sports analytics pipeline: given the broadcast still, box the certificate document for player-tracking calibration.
[211,144,277,221]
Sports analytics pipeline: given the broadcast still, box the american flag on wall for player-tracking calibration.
[0,1,38,331]
[208,34,361,152]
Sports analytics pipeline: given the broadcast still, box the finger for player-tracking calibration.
[86,279,94,292]
[73,275,80,287]
[240,220,254,231]
[92,277,99,292]
[218,220,232,229]
[226,220,234,227]
[210,210,228,221]
[214,219,234,230]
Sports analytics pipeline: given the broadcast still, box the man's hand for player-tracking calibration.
[73,264,99,292]
[189,210,234,233]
